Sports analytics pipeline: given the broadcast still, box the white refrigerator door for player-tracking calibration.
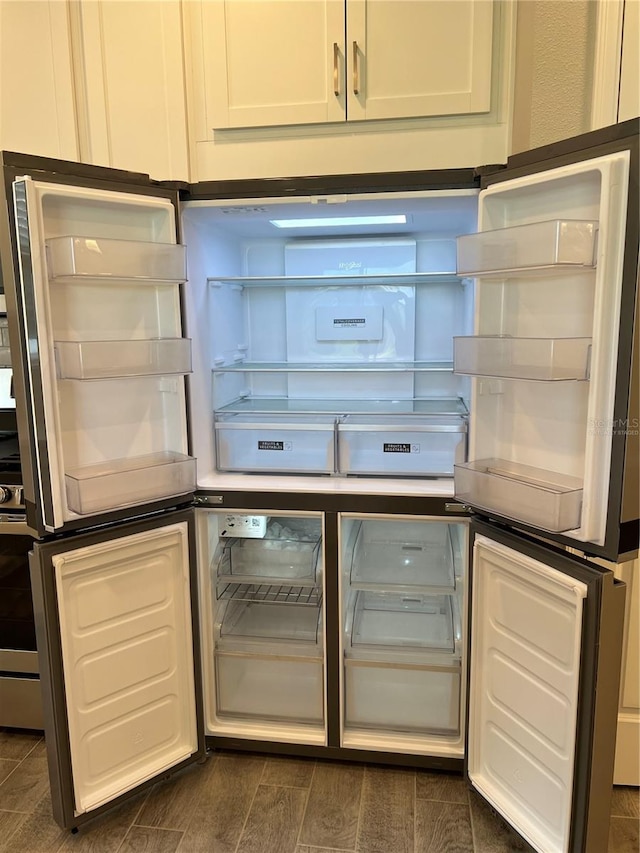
[468,524,625,853]
[11,175,194,534]
[30,510,204,830]
[455,148,632,548]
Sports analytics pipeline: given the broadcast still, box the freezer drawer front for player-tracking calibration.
[30,511,204,830]
[467,525,625,853]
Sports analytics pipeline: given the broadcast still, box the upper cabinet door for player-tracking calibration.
[346,0,494,122]
[0,0,78,160]
[30,510,204,830]
[468,524,625,853]
[206,0,346,129]
[453,127,639,558]
[9,174,195,535]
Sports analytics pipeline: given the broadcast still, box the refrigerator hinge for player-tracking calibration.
[193,494,224,506]
[445,502,471,514]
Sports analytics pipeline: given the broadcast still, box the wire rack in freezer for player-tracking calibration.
[219,583,323,607]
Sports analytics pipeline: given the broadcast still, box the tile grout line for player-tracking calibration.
[232,758,266,853]
[353,765,366,853]
[294,759,316,850]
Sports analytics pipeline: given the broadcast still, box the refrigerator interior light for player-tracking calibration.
[269,214,407,228]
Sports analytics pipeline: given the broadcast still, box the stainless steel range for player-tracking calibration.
[0,306,43,729]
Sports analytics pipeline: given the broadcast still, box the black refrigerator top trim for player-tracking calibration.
[500,116,639,174]
[183,167,490,201]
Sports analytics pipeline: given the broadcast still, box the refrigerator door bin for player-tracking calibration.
[217,598,323,647]
[214,414,336,474]
[46,236,187,283]
[215,651,324,723]
[65,451,196,515]
[344,659,460,734]
[454,459,583,532]
[348,590,455,653]
[55,338,192,380]
[453,336,592,381]
[456,219,598,276]
[348,520,455,592]
[216,524,321,587]
[337,415,466,476]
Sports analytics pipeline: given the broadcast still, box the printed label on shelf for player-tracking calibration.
[383,443,421,454]
[258,440,292,451]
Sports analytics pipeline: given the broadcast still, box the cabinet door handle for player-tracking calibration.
[352,41,360,95]
[333,42,340,96]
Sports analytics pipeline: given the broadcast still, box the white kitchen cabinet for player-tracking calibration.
[205,0,495,129]
[71,0,189,180]
[0,0,78,160]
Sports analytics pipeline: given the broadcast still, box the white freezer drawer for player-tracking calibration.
[217,598,323,647]
[215,415,336,474]
[456,219,598,276]
[344,659,460,734]
[46,236,187,283]
[215,651,324,724]
[338,416,466,477]
[348,591,455,653]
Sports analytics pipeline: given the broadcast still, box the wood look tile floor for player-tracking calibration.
[0,729,638,853]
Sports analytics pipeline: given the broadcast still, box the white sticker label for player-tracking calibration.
[315,305,383,341]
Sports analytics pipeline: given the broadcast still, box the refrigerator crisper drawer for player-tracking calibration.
[348,591,455,652]
[215,651,324,723]
[344,660,459,734]
[338,416,466,476]
[46,236,187,282]
[218,599,323,647]
[215,415,336,474]
[55,338,192,380]
[456,219,598,276]
[65,451,196,515]
[217,528,321,586]
[349,520,455,591]
[453,336,592,381]
[455,458,583,532]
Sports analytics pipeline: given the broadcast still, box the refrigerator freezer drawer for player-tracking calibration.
[349,591,455,652]
[349,520,455,592]
[456,219,597,276]
[55,338,192,380]
[453,336,592,381]
[455,458,583,532]
[344,660,460,734]
[46,236,187,283]
[338,416,466,477]
[215,651,324,724]
[65,452,196,515]
[215,415,336,474]
[218,599,323,647]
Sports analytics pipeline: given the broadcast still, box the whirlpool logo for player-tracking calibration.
[338,261,362,271]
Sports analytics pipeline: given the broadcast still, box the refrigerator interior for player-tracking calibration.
[454,152,630,544]
[196,509,327,744]
[182,191,477,495]
[339,514,467,757]
[15,180,195,528]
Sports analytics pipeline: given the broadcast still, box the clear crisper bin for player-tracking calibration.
[453,336,592,381]
[215,651,324,724]
[46,236,187,282]
[337,415,466,477]
[65,451,196,515]
[455,458,583,532]
[218,599,322,647]
[456,220,597,276]
[349,520,455,591]
[215,414,336,474]
[344,660,459,734]
[217,517,321,585]
[348,591,455,652]
[55,338,192,380]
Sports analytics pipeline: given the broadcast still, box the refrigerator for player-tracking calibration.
[0,117,637,852]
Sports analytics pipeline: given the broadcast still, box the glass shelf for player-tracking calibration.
[454,458,583,532]
[55,338,192,380]
[208,273,464,288]
[456,219,597,277]
[65,451,195,515]
[454,336,592,381]
[349,521,455,593]
[215,397,468,417]
[212,360,454,373]
[46,236,187,283]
